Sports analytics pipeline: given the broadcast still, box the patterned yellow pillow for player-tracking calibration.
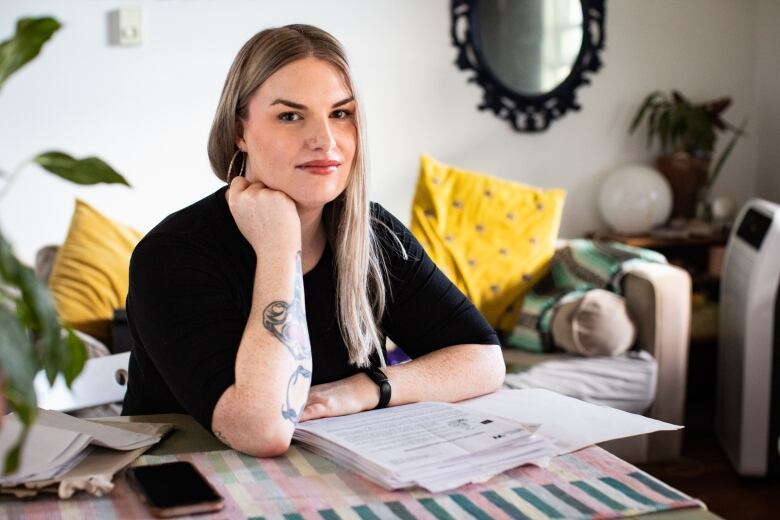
[411,155,565,331]
[48,199,143,341]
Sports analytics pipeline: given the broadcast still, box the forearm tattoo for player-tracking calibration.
[263,251,311,360]
[263,251,312,425]
[281,365,312,422]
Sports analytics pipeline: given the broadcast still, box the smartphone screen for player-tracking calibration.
[128,461,224,515]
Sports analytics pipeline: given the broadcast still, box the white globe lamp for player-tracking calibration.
[599,165,673,234]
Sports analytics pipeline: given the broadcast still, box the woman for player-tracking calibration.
[122,24,504,457]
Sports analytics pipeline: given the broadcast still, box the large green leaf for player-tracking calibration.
[1,425,28,475]
[61,326,87,387]
[12,257,62,383]
[0,17,61,91]
[0,307,37,404]
[0,234,86,475]
[33,151,130,186]
[1,383,33,475]
[0,306,38,475]
[0,233,21,283]
[0,233,85,385]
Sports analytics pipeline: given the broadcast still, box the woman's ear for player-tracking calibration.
[235,122,246,151]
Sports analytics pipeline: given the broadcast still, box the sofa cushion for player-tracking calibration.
[410,155,565,331]
[551,289,636,356]
[48,199,143,342]
[503,350,658,414]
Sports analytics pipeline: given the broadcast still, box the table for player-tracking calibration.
[0,414,721,519]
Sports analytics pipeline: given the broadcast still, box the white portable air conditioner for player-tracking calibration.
[717,198,780,476]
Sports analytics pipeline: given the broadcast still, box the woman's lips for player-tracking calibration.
[297,160,341,175]
[298,165,338,175]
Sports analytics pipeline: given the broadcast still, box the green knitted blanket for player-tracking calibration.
[503,239,666,353]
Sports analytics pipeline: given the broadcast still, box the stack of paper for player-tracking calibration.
[293,401,558,492]
[0,409,165,488]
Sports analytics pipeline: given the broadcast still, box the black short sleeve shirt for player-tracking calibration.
[121,187,498,430]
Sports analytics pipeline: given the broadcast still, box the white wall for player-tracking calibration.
[0,0,764,264]
[755,0,780,204]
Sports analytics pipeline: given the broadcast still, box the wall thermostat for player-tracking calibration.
[109,6,142,46]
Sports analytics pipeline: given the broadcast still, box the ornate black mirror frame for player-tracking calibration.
[451,0,606,132]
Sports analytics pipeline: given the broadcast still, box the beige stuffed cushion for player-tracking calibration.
[551,289,637,357]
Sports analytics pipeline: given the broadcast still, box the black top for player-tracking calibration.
[121,186,499,431]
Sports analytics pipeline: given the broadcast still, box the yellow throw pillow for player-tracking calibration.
[49,199,143,341]
[411,155,565,331]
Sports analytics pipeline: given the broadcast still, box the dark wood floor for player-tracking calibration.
[640,435,779,519]
[638,341,780,519]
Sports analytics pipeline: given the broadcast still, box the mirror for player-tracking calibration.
[478,0,583,96]
[452,0,606,132]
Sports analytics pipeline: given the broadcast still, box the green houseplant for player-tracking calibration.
[0,17,130,473]
[629,90,746,219]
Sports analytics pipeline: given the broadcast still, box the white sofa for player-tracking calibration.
[502,260,692,463]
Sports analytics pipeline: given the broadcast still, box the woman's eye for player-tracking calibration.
[278,112,301,122]
[331,109,353,119]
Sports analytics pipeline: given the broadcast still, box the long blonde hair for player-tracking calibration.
[208,24,388,368]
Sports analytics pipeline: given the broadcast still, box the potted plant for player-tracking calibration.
[629,90,746,219]
[0,17,130,473]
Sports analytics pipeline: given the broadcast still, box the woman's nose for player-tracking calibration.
[305,118,336,151]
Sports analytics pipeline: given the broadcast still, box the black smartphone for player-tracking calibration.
[126,461,225,518]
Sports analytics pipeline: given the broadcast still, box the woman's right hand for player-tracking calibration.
[226,177,302,254]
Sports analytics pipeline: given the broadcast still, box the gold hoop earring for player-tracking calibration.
[226,150,246,184]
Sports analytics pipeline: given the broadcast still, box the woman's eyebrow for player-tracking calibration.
[332,96,355,107]
[270,96,355,109]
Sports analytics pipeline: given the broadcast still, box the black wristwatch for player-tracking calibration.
[363,366,391,409]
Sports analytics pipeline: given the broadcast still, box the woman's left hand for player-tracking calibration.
[299,373,378,422]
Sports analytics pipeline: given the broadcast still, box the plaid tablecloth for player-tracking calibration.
[0,445,703,519]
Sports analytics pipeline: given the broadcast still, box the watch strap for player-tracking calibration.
[363,366,391,409]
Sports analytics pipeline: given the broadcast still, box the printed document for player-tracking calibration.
[0,408,166,487]
[294,388,681,492]
[294,401,557,492]
[459,388,682,454]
